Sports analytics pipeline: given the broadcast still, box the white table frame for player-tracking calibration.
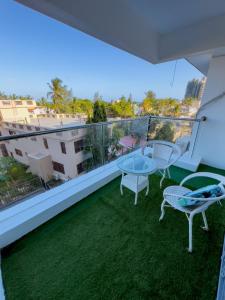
[118,155,157,205]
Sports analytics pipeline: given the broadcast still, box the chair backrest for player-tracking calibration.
[143,140,182,167]
[152,143,173,162]
[181,172,225,203]
[180,172,225,186]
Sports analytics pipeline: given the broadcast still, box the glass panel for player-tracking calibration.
[0,116,198,208]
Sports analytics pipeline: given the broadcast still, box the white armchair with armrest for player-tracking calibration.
[142,140,182,188]
[159,172,225,252]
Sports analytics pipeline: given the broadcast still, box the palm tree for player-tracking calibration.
[47,78,71,113]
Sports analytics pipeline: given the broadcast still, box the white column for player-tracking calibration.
[192,56,225,169]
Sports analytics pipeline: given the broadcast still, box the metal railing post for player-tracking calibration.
[101,123,105,165]
[147,116,152,141]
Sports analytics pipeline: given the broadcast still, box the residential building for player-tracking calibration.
[0,100,92,181]
[0,119,93,180]
[0,99,36,123]
[184,77,206,100]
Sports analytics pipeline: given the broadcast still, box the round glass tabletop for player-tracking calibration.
[117,154,157,175]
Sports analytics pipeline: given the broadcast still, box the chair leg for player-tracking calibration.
[120,173,124,195]
[201,211,209,231]
[188,214,194,253]
[120,183,123,195]
[159,199,166,221]
[134,192,138,205]
[167,167,171,179]
[160,170,166,188]
[145,178,149,196]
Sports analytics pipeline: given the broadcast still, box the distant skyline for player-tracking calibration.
[0,0,203,102]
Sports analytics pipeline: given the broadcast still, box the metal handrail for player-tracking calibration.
[0,115,204,142]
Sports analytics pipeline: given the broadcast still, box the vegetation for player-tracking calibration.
[0,157,32,185]
[142,90,181,117]
[0,91,32,100]
[111,96,134,118]
[0,157,41,206]
[47,78,72,113]
[1,78,198,120]
[87,100,107,124]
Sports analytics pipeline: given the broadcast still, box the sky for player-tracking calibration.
[0,0,203,102]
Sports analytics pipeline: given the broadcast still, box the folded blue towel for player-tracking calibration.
[178,184,223,207]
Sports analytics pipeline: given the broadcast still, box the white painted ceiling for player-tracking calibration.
[16,0,225,75]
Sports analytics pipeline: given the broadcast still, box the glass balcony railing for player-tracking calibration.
[0,115,202,208]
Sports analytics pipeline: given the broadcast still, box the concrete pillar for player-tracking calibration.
[192,56,225,169]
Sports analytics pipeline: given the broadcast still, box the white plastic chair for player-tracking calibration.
[159,172,225,252]
[142,140,182,188]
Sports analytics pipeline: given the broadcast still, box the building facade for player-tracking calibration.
[0,100,92,181]
[184,77,206,101]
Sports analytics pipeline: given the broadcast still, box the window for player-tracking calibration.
[77,162,84,174]
[9,130,16,135]
[12,124,16,128]
[76,159,92,175]
[26,100,33,105]
[0,144,8,157]
[27,126,32,131]
[5,122,9,126]
[0,131,2,136]
[19,124,24,129]
[60,142,66,154]
[43,138,48,149]
[2,100,10,105]
[15,101,22,105]
[15,149,23,156]
[31,137,37,141]
[74,139,84,153]
[52,161,65,174]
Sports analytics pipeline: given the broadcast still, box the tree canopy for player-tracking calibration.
[142,90,181,117]
[86,100,107,123]
[47,78,72,113]
[1,79,198,120]
[111,96,134,118]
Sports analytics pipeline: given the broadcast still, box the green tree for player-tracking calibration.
[94,101,107,122]
[112,96,134,118]
[36,97,51,109]
[88,100,107,123]
[154,122,175,142]
[142,90,157,115]
[47,78,71,113]
[0,91,8,100]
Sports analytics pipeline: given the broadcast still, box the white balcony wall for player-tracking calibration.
[193,56,225,169]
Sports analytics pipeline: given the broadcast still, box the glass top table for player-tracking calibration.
[117,154,157,176]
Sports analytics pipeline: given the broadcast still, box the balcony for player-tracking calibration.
[1,163,225,299]
[0,116,225,299]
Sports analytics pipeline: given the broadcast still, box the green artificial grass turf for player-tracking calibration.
[2,166,225,300]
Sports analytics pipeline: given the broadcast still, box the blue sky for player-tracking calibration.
[0,0,203,102]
